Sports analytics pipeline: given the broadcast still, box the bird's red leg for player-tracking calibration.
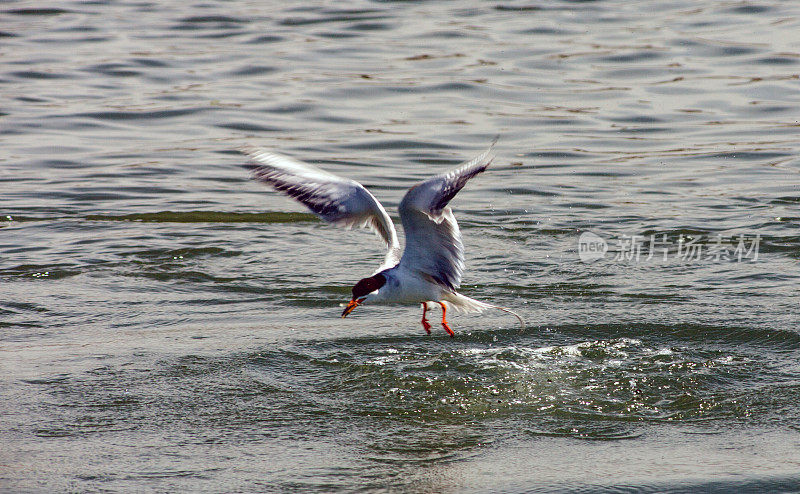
[438,302,455,337]
[420,303,432,334]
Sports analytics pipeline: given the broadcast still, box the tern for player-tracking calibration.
[241,141,523,336]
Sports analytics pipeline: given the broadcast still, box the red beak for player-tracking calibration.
[341,299,360,318]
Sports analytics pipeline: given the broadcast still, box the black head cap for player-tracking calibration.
[351,273,386,300]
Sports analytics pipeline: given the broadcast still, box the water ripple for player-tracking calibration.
[3,0,800,490]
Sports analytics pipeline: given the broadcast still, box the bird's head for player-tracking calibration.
[341,273,386,318]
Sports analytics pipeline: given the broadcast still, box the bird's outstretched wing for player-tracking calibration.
[397,140,495,291]
[241,146,400,258]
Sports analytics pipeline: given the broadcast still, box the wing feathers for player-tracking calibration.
[397,140,495,290]
[241,140,496,284]
[241,146,400,253]
[430,141,495,213]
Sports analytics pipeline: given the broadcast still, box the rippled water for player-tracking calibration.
[2,0,800,492]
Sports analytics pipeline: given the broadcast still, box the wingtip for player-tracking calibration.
[481,135,500,170]
[237,144,262,158]
[238,145,264,173]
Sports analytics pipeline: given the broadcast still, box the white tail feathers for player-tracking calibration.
[486,304,525,328]
[442,293,525,328]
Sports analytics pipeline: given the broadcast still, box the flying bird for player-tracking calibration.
[241,140,523,336]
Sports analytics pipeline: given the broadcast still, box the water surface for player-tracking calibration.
[2,0,800,492]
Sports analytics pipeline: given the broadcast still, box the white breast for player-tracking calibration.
[368,266,448,305]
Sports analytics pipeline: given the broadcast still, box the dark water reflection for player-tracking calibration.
[2,0,800,491]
